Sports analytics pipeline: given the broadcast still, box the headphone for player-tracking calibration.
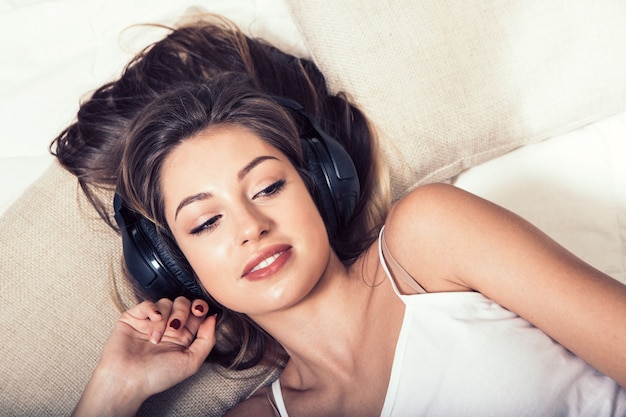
[113,97,360,304]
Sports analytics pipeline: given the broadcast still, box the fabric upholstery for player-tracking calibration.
[284,0,626,199]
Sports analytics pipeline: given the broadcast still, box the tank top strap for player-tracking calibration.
[378,226,428,296]
[268,379,290,417]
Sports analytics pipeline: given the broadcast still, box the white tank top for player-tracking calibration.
[269,227,626,416]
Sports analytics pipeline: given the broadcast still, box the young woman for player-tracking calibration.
[53,17,626,417]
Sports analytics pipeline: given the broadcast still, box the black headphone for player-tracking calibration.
[113,97,360,304]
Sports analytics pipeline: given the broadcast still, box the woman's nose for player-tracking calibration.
[236,203,270,245]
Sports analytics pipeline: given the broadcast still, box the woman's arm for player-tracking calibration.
[72,297,217,417]
[385,183,626,388]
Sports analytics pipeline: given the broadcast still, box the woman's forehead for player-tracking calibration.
[161,125,285,190]
[168,125,279,163]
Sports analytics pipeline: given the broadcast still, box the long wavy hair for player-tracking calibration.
[51,16,389,370]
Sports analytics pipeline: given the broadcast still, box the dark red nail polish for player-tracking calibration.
[194,305,205,313]
[169,319,181,330]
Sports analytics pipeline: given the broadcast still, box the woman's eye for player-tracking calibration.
[190,215,222,235]
[254,179,286,199]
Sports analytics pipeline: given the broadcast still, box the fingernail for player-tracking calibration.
[194,305,205,313]
[169,318,181,330]
[150,329,162,344]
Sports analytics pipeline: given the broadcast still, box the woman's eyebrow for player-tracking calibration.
[174,155,279,220]
[237,155,279,181]
[175,192,212,220]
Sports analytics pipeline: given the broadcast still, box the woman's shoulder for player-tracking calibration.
[383,183,475,293]
[386,182,494,236]
[388,182,467,218]
[385,182,472,244]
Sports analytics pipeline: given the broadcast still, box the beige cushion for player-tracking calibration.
[0,162,277,416]
[284,0,626,199]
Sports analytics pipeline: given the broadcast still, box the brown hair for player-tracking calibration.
[51,16,389,370]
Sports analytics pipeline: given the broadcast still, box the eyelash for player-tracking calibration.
[253,179,286,199]
[189,179,286,236]
[190,215,221,236]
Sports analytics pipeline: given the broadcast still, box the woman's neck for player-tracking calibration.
[251,243,396,389]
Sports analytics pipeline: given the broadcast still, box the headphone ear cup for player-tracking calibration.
[271,96,360,236]
[301,137,339,237]
[113,193,207,302]
[135,217,206,300]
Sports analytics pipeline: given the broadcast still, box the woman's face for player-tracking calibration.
[161,124,330,316]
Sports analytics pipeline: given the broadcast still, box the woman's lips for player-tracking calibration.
[242,244,292,281]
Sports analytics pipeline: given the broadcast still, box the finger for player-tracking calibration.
[148,298,174,344]
[116,300,169,344]
[119,300,163,331]
[191,299,209,317]
[165,296,191,334]
[154,297,174,319]
[187,314,218,370]
[182,299,210,338]
[123,300,165,322]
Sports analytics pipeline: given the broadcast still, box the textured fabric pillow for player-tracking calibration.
[284,0,626,200]
[0,163,278,417]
